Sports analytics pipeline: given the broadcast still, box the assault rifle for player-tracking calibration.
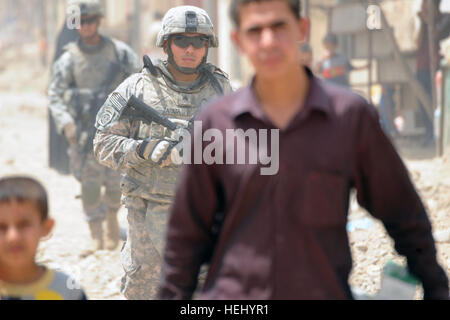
[70,61,125,178]
[117,94,193,164]
[76,62,124,154]
[120,94,178,131]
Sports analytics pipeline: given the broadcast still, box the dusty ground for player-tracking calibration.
[347,148,450,298]
[0,45,449,300]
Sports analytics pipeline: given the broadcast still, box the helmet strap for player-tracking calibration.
[167,41,209,75]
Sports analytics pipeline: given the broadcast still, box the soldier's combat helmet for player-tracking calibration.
[156,6,218,75]
[67,0,104,17]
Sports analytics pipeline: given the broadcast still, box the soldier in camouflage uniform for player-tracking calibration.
[93,6,233,300]
[48,0,140,256]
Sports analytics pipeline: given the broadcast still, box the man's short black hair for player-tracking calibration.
[0,176,48,221]
[230,0,302,27]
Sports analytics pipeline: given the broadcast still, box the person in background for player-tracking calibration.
[415,0,450,146]
[48,0,140,257]
[315,33,366,88]
[48,20,80,176]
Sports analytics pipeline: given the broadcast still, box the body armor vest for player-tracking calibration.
[122,60,225,204]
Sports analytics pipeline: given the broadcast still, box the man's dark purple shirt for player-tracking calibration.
[158,68,449,300]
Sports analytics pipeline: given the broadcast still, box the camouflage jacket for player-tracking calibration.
[48,35,140,135]
[93,59,232,204]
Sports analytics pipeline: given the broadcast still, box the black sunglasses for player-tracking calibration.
[80,16,99,25]
[171,35,209,49]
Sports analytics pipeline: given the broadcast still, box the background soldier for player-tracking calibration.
[48,18,80,176]
[93,6,232,299]
[48,0,140,257]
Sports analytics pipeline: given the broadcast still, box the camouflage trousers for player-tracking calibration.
[120,196,169,300]
[119,196,209,300]
[71,148,122,221]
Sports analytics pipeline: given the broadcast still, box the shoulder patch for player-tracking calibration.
[95,92,128,131]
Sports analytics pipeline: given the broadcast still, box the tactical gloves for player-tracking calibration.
[138,139,182,166]
[137,118,189,166]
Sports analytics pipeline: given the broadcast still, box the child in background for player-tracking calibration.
[0,176,87,300]
[315,33,366,88]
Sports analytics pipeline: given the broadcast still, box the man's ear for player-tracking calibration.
[41,218,55,240]
[298,18,310,43]
[163,40,168,54]
[231,30,242,52]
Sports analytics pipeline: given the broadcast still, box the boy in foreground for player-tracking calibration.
[0,176,87,300]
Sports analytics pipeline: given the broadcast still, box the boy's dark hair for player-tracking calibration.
[323,33,338,45]
[230,0,302,27]
[0,176,48,221]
